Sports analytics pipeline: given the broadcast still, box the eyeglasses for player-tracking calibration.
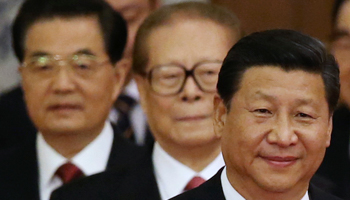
[21,53,110,79]
[143,61,222,96]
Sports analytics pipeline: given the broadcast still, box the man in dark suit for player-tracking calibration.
[50,2,241,200]
[0,0,146,199]
[171,29,342,200]
[0,0,161,151]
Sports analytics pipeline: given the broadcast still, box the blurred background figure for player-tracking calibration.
[0,0,162,150]
[0,0,23,93]
[132,3,240,198]
[0,0,23,92]
[313,0,350,199]
[0,0,146,200]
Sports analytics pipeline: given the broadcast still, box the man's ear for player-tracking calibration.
[134,74,148,114]
[325,115,333,147]
[111,58,130,101]
[213,95,227,138]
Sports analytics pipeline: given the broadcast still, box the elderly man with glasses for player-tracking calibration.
[0,0,149,199]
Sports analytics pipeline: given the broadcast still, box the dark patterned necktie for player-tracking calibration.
[55,162,84,184]
[114,94,137,139]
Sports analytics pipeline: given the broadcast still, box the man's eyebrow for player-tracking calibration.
[28,51,49,57]
[252,91,318,107]
[331,29,350,41]
[294,98,313,105]
[251,91,277,101]
[75,49,95,56]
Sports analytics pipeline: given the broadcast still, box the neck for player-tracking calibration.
[41,126,103,159]
[158,140,221,172]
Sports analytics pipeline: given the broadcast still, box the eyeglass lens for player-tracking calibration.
[149,62,221,95]
[24,54,101,79]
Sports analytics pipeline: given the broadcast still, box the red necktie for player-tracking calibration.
[55,162,84,184]
[184,176,206,191]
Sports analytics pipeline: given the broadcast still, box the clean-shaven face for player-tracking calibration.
[215,66,332,198]
[21,16,125,136]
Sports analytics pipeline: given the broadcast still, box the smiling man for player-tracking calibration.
[171,29,341,200]
[0,0,146,200]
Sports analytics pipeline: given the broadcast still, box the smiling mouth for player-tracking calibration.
[260,156,298,167]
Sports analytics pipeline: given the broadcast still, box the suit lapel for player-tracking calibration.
[308,183,342,200]
[106,125,146,169]
[199,168,226,200]
[98,125,161,200]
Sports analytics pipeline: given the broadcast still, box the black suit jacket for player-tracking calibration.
[50,152,161,200]
[0,86,37,150]
[170,168,343,200]
[0,126,146,200]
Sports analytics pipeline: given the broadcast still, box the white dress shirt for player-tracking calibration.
[108,79,148,145]
[221,167,310,200]
[37,122,114,200]
[152,142,225,200]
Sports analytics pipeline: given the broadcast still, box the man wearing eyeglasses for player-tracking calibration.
[133,3,240,199]
[51,2,242,200]
[0,0,148,200]
[0,0,161,152]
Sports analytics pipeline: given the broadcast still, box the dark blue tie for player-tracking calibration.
[114,94,136,139]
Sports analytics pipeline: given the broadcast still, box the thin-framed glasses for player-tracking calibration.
[143,61,222,96]
[21,53,110,79]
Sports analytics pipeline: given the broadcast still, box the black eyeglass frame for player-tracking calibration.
[140,61,222,96]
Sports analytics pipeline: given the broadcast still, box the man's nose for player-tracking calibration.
[266,114,298,147]
[51,66,77,94]
[180,76,203,102]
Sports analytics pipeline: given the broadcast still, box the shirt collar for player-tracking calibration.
[152,142,224,200]
[38,121,114,190]
[221,167,310,200]
[123,79,139,101]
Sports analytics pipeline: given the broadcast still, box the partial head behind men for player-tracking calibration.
[105,0,160,60]
[330,0,350,107]
[218,29,340,113]
[13,0,127,64]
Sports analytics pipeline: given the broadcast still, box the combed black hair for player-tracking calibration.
[217,29,340,113]
[12,0,127,64]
